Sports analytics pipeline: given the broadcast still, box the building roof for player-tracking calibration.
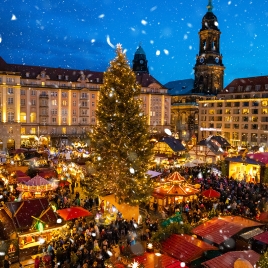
[240,228,264,240]
[225,156,265,166]
[192,216,263,245]
[158,136,185,152]
[164,79,194,96]
[202,250,260,268]
[5,198,58,231]
[253,231,268,244]
[133,252,187,268]
[221,75,268,93]
[0,56,165,89]
[197,136,230,155]
[161,234,217,263]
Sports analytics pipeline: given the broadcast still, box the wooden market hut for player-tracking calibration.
[0,198,64,263]
[150,171,200,212]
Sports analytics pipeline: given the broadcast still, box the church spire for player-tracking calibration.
[207,0,213,12]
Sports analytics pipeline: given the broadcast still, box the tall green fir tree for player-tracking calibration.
[88,44,154,206]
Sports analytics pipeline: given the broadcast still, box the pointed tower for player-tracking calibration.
[193,0,225,95]
[132,45,149,73]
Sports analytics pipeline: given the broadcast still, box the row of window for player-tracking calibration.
[201,101,266,108]
[20,99,95,107]
[21,127,88,135]
[20,90,96,99]
[228,84,268,92]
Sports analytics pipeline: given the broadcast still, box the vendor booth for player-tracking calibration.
[0,198,65,262]
[225,156,264,182]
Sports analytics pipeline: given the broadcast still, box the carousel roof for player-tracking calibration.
[166,171,186,183]
[25,174,51,186]
[153,181,199,197]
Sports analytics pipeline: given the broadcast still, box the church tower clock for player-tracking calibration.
[193,0,225,95]
[132,45,149,74]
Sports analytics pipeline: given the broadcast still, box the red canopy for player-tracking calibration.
[58,180,70,187]
[201,188,220,198]
[57,207,92,221]
[25,175,50,186]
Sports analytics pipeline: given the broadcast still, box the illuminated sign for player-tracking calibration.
[200,128,222,131]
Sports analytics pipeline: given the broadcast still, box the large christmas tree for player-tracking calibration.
[88,44,154,205]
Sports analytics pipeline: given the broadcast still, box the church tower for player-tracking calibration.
[193,0,225,95]
[132,45,149,73]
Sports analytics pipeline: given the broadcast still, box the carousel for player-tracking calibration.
[150,171,200,212]
[16,174,57,199]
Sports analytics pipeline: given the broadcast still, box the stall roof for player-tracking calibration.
[240,228,264,240]
[161,234,217,263]
[158,136,186,152]
[253,231,268,244]
[225,156,265,165]
[134,252,187,268]
[202,250,260,268]
[192,216,263,245]
[5,198,58,231]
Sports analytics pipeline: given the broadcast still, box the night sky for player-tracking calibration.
[0,0,268,86]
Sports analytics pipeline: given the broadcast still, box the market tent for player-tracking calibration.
[57,206,92,221]
[58,180,71,187]
[161,234,218,264]
[201,188,221,198]
[253,231,268,244]
[202,250,259,268]
[248,152,268,164]
[134,252,187,268]
[146,170,162,178]
[183,162,197,167]
[191,159,205,164]
[192,216,263,245]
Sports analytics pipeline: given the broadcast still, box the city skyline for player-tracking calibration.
[0,0,267,86]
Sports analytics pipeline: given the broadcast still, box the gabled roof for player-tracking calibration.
[158,136,185,152]
[161,234,217,263]
[164,79,194,96]
[225,156,265,166]
[192,216,263,245]
[134,252,187,268]
[197,136,230,155]
[5,198,58,231]
[202,250,260,268]
[135,72,166,88]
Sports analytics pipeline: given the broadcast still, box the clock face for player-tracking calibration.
[215,57,219,63]
[200,57,204,63]
[140,60,144,64]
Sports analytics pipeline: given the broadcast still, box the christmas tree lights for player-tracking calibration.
[87,44,154,205]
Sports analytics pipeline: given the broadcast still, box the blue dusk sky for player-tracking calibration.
[0,0,267,86]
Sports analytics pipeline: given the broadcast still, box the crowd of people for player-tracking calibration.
[33,215,142,268]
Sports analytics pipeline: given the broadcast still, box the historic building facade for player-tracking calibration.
[0,46,171,150]
[166,0,225,143]
[198,76,268,148]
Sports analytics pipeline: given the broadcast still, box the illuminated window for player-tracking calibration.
[41,82,45,86]
[21,127,25,135]
[225,109,231,114]
[62,100,67,106]
[262,109,268,114]
[20,112,26,123]
[242,109,249,114]
[209,110,214,114]
[30,112,36,123]
[252,116,258,122]
[52,100,57,105]
[62,127,66,134]
[30,128,36,134]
